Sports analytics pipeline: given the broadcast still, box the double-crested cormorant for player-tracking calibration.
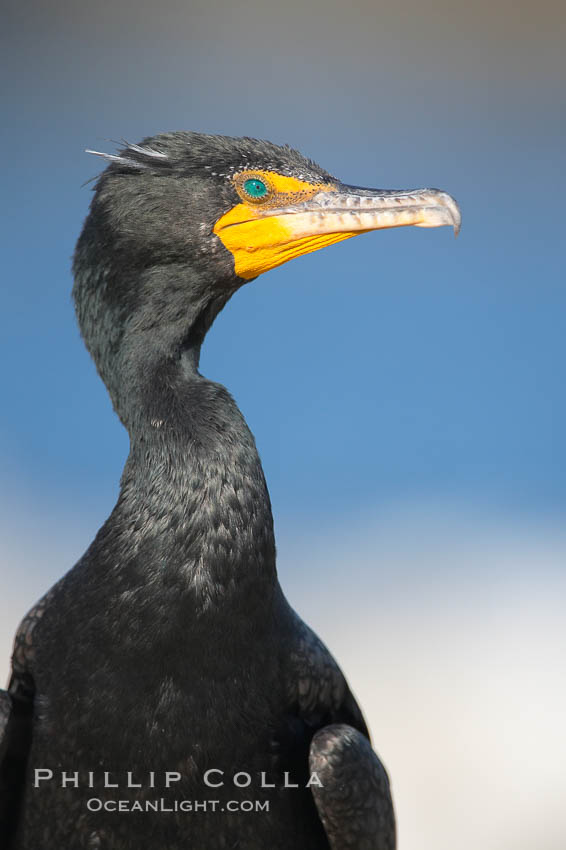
[0,132,460,849]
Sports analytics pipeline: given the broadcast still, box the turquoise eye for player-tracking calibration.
[243,178,268,199]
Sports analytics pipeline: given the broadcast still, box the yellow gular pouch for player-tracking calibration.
[213,170,362,280]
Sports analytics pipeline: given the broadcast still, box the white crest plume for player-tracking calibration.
[85,141,168,169]
[124,143,167,159]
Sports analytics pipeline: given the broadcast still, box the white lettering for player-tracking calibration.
[204,769,224,788]
[127,772,142,788]
[61,771,79,788]
[233,771,251,788]
[283,772,298,788]
[260,771,275,788]
[34,769,53,787]
[104,772,118,788]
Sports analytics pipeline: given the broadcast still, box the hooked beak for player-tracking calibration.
[214,183,461,280]
[269,184,461,238]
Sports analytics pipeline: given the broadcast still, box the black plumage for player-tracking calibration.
[1,131,459,848]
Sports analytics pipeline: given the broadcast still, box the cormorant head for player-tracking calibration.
[73,131,460,428]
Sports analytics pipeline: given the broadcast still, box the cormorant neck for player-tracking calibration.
[112,351,277,612]
[73,245,241,433]
[76,254,276,609]
[180,343,202,376]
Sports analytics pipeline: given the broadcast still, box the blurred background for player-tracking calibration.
[2,1,565,847]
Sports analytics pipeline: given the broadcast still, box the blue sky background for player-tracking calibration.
[2,2,566,848]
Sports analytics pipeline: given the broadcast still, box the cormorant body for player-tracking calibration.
[0,132,460,848]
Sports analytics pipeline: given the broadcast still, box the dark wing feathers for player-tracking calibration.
[0,690,12,760]
[287,613,395,848]
[0,593,47,848]
[288,613,369,736]
[0,676,34,846]
[309,724,396,850]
